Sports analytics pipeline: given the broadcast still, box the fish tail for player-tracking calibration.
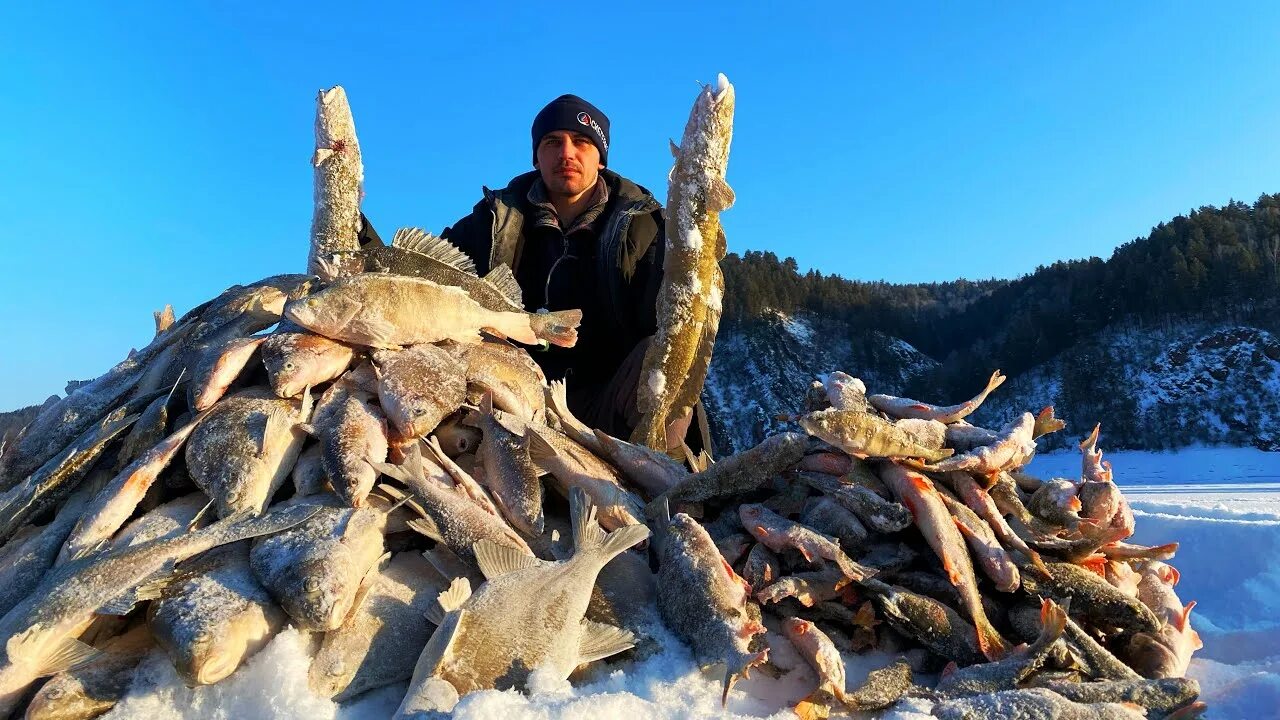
[722,649,769,706]
[974,611,1010,661]
[528,309,582,348]
[569,486,649,560]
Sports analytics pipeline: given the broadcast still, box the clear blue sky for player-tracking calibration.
[2,2,1279,409]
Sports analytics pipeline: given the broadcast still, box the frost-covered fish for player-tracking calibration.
[650,432,807,508]
[190,336,265,411]
[782,617,856,720]
[798,408,955,462]
[309,552,442,701]
[249,497,387,631]
[1018,560,1162,636]
[376,452,530,565]
[308,85,363,277]
[0,484,98,618]
[738,504,872,581]
[466,395,544,536]
[395,488,648,716]
[878,462,1009,660]
[0,503,320,717]
[1028,478,1086,530]
[655,510,766,704]
[868,370,1005,423]
[291,443,329,497]
[111,493,210,549]
[525,425,645,531]
[591,427,689,498]
[24,623,152,720]
[371,344,466,439]
[261,328,355,399]
[1039,677,1201,716]
[846,661,913,711]
[925,412,1037,477]
[936,599,1067,697]
[800,496,869,552]
[0,410,137,544]
[343,227,581,348]
[1080,423,1113,483]
[741,543,780,593]
[285,273,579,349]
[857,577,982,665]
[58,411,205,564]
[633,73,735,452]
[451,339,546,422]
[935,487,1020,592]
[793,471,913,534]
[940,470,1049,577]
[148,542,285,685]
[311,384,387,508]
[756,566,854,608]
[185,387,311,518]
[932,687,1148,720]
[821,371,869,412]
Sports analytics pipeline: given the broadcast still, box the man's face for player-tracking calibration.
[536,130,602,198]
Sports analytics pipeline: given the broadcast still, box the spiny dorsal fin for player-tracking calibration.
[482,264,524,304]
[474,539,543,579]
[391,228,478,275]
[578,620,636,664]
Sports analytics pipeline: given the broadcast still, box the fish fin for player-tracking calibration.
[525,428,559,469]
[99,566,174,615]
[435,577,472,615]
[390,227,478,275]
[312,147,335,166]
[706,176,735,213]
[569,486,650,558]
[669,139,680,158]
[793,698,831,720]
[473,539,542,579]
[975,614,1011,661]
[577,621,636,664]
[344,552,390,623]
[10,633,101,678]
[187,499,216,532]
[528,309,582,348]
[482,264,524,304]
[406,517,444,543]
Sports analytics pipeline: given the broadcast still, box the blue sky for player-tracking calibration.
[2,2,1279,408]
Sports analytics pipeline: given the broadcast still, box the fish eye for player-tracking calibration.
[304,577,321,593]
[284,362,295,371]
[227,490,241,502]
[194,630,212,644]
[45,687,65,699]
[327,661,346,676]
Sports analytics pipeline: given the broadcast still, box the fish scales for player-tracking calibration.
[309,552,442,701]
[651,432,807,508]
[186,387,310,518]
[24,623,152,720]
[633,73,735,451]
[469,399,544,536]
[372,344,466,439]
[395,488,648,717]
[655,511,766,703]
[308,85,364,277]
[148,542,285,685]
[0,504,321,716]
[261,329,355,399]
[877,462,1010,660]
[798,408,954,462]
[249,498,387,631]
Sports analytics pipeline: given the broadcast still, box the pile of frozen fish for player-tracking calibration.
[0,271,1206,720]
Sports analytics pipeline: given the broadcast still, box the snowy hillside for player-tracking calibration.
[705,312,1280,455]
[702,311,937,453]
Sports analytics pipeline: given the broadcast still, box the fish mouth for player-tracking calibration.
[713,73,731,99]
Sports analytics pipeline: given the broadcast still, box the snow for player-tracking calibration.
[94,447,1280,720]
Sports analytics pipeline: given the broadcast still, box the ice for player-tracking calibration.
[92,447,1280,720]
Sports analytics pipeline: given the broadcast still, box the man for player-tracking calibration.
[391,95,667,438]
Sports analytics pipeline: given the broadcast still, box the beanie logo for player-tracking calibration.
[576,111,609,151]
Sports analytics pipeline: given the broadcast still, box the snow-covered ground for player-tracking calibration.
[101,448,1280,720]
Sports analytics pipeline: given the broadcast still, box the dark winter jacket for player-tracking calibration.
[438,169,666,392]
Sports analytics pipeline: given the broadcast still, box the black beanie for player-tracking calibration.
[531,94,610,167]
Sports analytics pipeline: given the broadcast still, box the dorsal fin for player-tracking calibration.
[474,539,543,579]
[391,227,478,275]
[482,264,524,304]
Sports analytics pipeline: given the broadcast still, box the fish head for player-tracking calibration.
[186,628,247,686]
[684,73,735,173]
[284,288,361,339]
[308,650,353,697]
[25,675,96,718]
[279,560,352,631]
[1126,632,1182,678]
